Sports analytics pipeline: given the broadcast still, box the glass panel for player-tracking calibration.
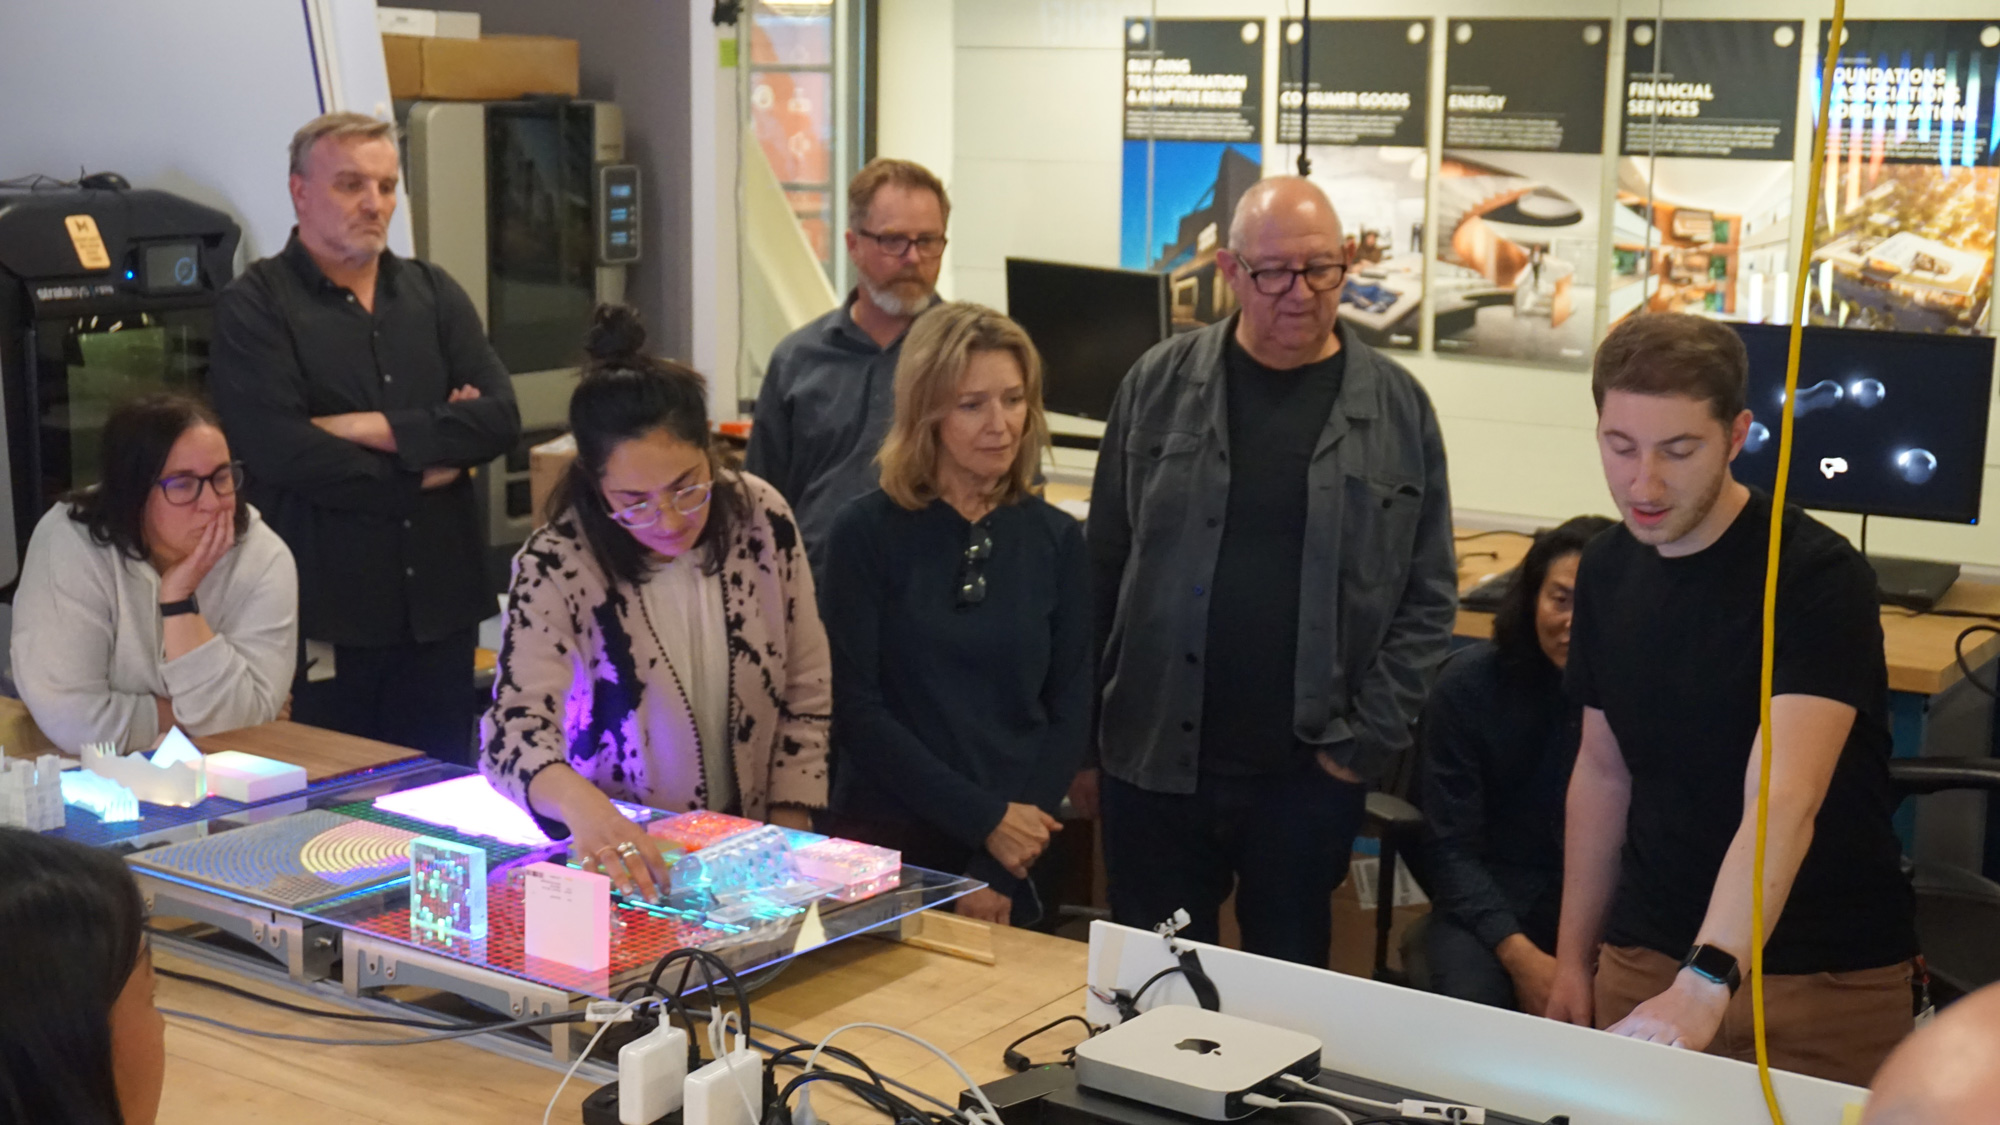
[119,762,978,1000]
[486,102,598,375]
[750,1,834,67]
[752,70,833,188]
[34,308,211,510]
[787,189,833,268]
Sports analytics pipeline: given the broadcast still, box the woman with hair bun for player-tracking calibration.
[478,305,829,899]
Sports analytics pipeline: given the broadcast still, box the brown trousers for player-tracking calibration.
[1593,944,1914,1088]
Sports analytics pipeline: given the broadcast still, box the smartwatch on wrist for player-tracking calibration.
[160,595,200,618]
[1682,944,1742,995]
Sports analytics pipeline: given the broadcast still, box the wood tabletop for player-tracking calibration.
[190,721,425,783]
[1450,529,2000,697]
[155,925,1088,1125]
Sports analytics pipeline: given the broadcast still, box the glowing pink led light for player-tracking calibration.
[792,839,900,888]
[374,776,651,847]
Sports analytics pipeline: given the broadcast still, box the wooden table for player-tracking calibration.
[156,926,1089,1125]
[1451,528,2000,697]
[191,721,425,783]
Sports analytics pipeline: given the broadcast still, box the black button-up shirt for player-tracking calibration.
[209,232,520,647]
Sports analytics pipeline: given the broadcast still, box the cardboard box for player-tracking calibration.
[382,34,580,101]
[377,6,480,39]
[528,432,577,526]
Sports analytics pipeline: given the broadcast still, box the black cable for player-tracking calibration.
[772,1069,941,1125]
[1956,625,2000,699]
[154,965,500,1030]
[1002,1015,1099,1072]
[1452,529,1533,543]
[1296,0,1313,176]
[747,1018,961,1116]
[1456,551,1499,564]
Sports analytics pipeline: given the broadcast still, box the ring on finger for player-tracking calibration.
[615,841,643,860]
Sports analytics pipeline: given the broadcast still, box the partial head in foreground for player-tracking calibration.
[0,827,164,1125]
[1863,983,2000,1124]
[1590,313,1753,553]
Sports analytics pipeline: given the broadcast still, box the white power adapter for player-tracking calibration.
[684,1046,764,1125]
[618,1023,689,1125]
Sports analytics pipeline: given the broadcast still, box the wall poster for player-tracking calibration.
[1613,20,1804,328]
[1434,18,1610,370]
[1808,20,2000,335]
[1278,18,1432,350]
[1121,17,1265,329]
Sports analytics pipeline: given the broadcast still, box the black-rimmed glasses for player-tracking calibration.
[856,228,949,260]
[605,480,714,528]
[1242,261,1349,297]
[955,523,993,609]
[158,462,245,506]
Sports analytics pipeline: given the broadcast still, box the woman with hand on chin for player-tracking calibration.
[480,306,828,899]
[12,393,297,752]
[819,302,1091,926]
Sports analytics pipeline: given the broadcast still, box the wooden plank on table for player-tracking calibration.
[155,949,590,1125]
[190,721,424,783]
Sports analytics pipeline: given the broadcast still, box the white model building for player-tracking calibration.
[0,754,66,831]
[82,732,208,807]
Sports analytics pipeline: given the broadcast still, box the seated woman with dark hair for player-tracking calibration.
[818,301,1091,926]
[1419,514,1615,1012]
[480,306,828,900]
[0,827,165,1125]
[11,392,298,752]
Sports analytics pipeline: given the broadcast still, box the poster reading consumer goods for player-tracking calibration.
[1613,21,1804,328]
[1433,19,1610,369]
[1808,20,1999,335]
[1122,18,1265,329]
[1278,19,1432,350]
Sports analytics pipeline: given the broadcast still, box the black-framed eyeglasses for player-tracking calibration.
[157,462,245,506]
[955,523,993,609]
[605,480,714,528]
[856,228,949,260]
[1242,261,1349,297]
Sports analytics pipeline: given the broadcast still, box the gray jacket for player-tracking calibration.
[1087,318,1458,791]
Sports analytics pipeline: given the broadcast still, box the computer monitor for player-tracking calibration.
[1005,258,1169,422]
[1729,323,1994,525]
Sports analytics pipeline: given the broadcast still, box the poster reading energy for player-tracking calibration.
[1122,18,1264,329]
[1279,19,1432,350]
[1613,21,1804,328]
[1808,20,2000,335]
[1434,19,1610,370]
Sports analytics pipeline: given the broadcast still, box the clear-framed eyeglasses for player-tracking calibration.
[605,480,714,528]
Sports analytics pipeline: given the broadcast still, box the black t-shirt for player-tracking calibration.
[1200,336,1346,775]
[1565,488,1916,973]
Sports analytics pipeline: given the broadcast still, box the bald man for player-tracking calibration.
[1079,177,1457,964]
[1864,986,2000,1123]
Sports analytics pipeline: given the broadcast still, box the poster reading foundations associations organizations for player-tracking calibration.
[1121,17,1264,329]
[1809,20,2000,335]
[1278,18,1433,350]
[1434,19,1609,370]
[1614,20,1804,329]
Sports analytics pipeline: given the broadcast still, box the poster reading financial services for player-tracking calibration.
[1809,20,1999,335]
[1613,21,1804,329]
[1278,19,1432,350]
[1434,19,1610,370]
[1121,18,1264,329]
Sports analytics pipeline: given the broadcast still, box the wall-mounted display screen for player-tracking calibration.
[1730,323,1995,524]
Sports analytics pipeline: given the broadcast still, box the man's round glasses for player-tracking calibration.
[1243,262,1349,297]
[856,228,949,260]
[158,463,245,506]
[605,480,714,528]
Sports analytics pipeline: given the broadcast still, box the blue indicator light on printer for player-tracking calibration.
[125,270,136,280]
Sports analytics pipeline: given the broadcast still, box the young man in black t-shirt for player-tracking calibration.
[1546,313,1917,1087]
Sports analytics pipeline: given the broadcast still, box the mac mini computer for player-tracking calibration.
[1073,1005,1323,1120]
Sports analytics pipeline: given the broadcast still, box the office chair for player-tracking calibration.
[1889,757,2000,1006]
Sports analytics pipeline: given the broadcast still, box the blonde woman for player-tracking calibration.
[819,302,1091,926]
